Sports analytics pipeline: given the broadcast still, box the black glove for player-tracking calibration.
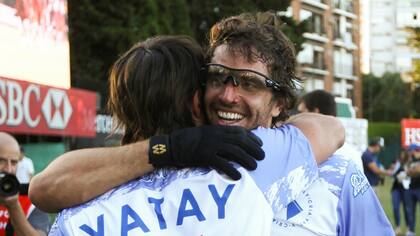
[148,125,265,180]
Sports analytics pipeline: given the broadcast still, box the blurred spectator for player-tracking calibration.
[297,89,364,170]
[0,132,50,235]
[390,150,411,235]
[405,143,420,236]
[362,137,393,190]
[16,146,34,184]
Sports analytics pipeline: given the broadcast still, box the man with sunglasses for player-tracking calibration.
[202,12,392,235]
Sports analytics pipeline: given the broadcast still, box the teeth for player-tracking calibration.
[217,111,244,120]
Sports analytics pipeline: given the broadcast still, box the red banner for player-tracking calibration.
[0,76,96,137]
[401,119,420,148]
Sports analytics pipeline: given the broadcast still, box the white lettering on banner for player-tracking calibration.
[23,84,41,127]
[6,81,23,126]
[0,78,72,129]
[404,128,420,145]
[78,184,235,236]
[95,114,124,134]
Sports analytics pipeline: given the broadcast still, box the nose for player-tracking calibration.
[6,160,13,173]
[218,81,240,104]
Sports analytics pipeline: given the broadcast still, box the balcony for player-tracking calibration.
[302,0,329,10]
[333,0,357,18]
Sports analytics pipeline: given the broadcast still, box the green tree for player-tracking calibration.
[187,0,306,52]
[69,0,194,107]
[363,73,411,121]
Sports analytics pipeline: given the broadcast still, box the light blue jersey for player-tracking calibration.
[49,124,392,235]
[49,124,317,236]
[269,155,393,235]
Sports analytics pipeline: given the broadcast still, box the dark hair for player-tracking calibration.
[369,137,383,147]
[299,90,337,116]
[108,36,205,144]
[206,11,300,125]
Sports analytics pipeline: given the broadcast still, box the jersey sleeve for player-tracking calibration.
[250,124,318,208]
[336,161,394,236]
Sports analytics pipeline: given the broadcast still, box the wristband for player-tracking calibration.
[148,135,172,167]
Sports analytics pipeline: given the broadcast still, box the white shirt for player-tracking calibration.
[16,156,35,184]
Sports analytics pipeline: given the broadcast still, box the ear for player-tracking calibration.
[192,91,204,126]
[313,107,320,114]
[270,98,284,118]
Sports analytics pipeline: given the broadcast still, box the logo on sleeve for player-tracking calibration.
[350,171,369,197]
[152,144,167,155]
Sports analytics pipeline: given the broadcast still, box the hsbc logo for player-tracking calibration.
[41,89,72,129]
[0,79,73,130]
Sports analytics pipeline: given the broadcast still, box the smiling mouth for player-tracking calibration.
[217,111,244,120]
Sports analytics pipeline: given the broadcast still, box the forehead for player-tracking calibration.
[211,44,268,76]
[0,146,20,161]
[0,134,20,161]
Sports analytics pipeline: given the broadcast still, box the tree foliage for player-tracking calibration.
[362,73,412,121]
[68,0,306,109]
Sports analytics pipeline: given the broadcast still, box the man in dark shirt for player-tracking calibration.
[362,137,392,187]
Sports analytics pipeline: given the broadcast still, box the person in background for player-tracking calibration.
[0,132,50,236]
[16,146,35,184]
[297,89,364,170]
[390,150,411,235]
[362,136,393,189]
[405,143,420,236]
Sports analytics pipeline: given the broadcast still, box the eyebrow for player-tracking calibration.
[0,156,19,161]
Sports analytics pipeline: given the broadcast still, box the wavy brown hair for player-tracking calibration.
[108,36,204,144]
[207,11,300,125]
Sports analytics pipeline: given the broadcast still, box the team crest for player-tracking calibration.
[350,171,369,197]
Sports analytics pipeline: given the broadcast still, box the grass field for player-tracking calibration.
[376,177,420,235]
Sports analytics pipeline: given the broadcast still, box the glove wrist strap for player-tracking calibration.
[148,135,172,167]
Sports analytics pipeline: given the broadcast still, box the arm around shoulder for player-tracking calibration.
[286,113,344,164]
[29,141,153,213]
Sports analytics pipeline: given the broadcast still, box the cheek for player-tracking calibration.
[251,95,281,115]
[203,88,217,107]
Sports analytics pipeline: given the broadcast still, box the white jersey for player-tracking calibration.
[50,125,393,235]
[52,168,272,236]
[50,125,318,236]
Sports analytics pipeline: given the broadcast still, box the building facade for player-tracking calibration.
[291,0,362,117]
[369,0,420,80]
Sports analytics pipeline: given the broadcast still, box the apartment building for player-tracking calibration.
[369,0,420,80]
[291,0,362,117]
